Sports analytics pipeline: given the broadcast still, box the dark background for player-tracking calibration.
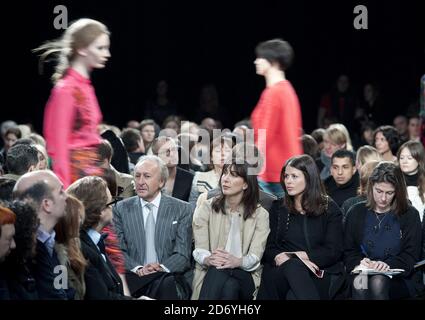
[2,0,424,133]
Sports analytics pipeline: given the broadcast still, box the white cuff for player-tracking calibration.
[241,254,260,272]
[131,265,143,273]
[193,248,212,266]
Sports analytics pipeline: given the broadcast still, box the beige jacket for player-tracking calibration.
[191,199,270,300]
[112,166,135,198]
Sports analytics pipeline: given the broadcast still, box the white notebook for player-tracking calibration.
[351,264,404,276]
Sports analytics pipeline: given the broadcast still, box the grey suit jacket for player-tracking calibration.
[113,193,193,273]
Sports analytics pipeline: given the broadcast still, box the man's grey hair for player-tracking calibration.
[135,155,169,183]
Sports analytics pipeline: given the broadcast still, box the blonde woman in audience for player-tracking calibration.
[397,141,425,222]
[355,145,382,170]
[317,123,353,180]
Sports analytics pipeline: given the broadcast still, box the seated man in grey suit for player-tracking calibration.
[113,155,193,299]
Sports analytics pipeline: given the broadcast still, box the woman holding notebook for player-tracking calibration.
[344,161,423,299]
[257,155,345,300]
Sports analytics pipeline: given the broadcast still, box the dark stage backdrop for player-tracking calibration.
[2,0,424,133]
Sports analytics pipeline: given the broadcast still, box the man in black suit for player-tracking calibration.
[152,136,194,202]
[13,170,72,299]
[114,155,193,299]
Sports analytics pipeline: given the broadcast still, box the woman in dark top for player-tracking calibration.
[257,154,345,300]
[344,161,423,300]
[397,140,425,222]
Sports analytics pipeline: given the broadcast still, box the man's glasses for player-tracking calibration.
[105,196,123,209]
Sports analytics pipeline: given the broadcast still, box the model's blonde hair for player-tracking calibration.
[33,18,109,84]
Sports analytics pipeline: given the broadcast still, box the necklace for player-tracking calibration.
[373,211,389,232]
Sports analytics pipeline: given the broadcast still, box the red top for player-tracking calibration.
[251,80,303,183]
[43,68,103,187]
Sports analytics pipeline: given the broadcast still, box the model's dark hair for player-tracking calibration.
[366,161,408,215]
[255,38,294,71]
[212,160,259,220]
[281,154,328,216]
[373,125,401,155]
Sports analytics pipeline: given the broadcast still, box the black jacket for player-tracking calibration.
[31,240,72,300]
[344,202,422,276]
[5,262,38,300]
[324,173,359,208]
[263,198,344,271]
[80,230,131,300]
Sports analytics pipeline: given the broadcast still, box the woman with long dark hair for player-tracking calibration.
[344,161,423,299]
[257,154,345,300]
[191,160,270,300]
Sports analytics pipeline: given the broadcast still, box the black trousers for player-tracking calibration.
[199,267,255,300]
[257,259,331,300]
[126,271,179,300]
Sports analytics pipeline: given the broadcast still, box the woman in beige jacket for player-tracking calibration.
[192,160,270,300]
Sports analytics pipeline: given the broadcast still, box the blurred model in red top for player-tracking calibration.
[251,39,303,198]
[34,19,111,188]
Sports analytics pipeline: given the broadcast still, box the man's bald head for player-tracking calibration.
[13,170,67,223]
[13,170,63,210]
[14,170,60,196]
